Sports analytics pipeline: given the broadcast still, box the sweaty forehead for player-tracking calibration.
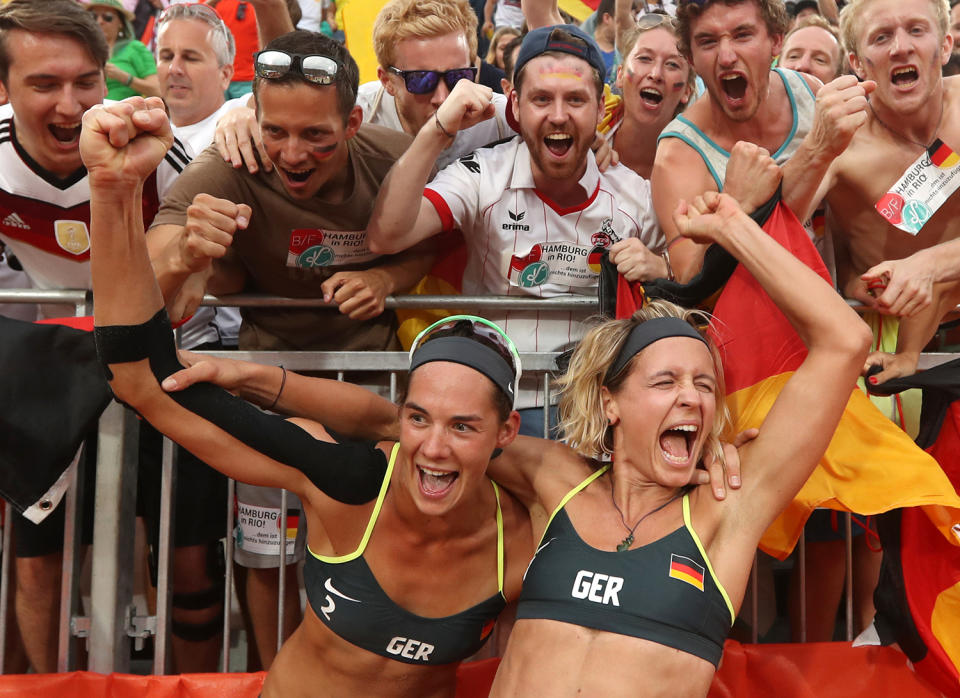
[393,31,472,70]
[157,18,217,50]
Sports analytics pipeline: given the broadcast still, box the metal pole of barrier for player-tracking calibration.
[221,477,235,672]
[57,453,83,672]
[0,504,11,672]
[750,553,759,644]
[390,372,397,403]
[542,374,551,439]
[153,438,177,674]
[845,512,854,641]
[798,529,806,643]
[277,489,288,655]
[89,402,140,673]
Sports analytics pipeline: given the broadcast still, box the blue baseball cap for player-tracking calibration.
[513,24,607,86]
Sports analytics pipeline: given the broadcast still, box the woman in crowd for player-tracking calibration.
[86,0,160,100]
[603,13,694,179]
[487,25,522,71]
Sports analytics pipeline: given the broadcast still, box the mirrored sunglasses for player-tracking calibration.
[387,67,478,95]
[254,50,341,85]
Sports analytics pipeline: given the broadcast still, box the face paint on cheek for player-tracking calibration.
[672,81,686,90]
[312,143,338,158]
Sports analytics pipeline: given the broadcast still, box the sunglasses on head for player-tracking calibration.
[254,50,341,85]
[387,66,478,95]
[159,2,223,24]
[409,315,522,403]
[635,12,676,29]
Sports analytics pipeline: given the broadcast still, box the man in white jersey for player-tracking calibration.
[0,0,188,673]
[368,25,662,433]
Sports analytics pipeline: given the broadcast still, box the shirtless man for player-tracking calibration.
[652,0,874,281]
[815,0,958,382]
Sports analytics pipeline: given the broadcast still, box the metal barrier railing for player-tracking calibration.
[0,288,956,674]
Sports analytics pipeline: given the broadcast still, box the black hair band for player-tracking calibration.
[605,317,708,383]
[410,336,516,405]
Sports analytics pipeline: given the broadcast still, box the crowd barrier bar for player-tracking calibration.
[0,289,957,674]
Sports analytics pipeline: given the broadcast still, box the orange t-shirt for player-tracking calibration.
[215,0,259,82]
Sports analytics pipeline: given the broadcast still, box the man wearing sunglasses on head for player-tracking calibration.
[368,25,663,436]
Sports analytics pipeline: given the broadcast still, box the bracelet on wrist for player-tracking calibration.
[267,365,286,411]
[434,111,455,140]
[661,249,675,282]
[124,73,134,87]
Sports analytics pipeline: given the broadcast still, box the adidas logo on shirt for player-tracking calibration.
[2,212,29,230]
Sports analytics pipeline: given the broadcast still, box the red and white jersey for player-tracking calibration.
[424,136,661,406]
[0,105,189,316]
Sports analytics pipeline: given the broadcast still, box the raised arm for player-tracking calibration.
[366,80,495,255]
[83,98,385,503]
[675,192,871,535]
[650,137,718,282]
[780,75,874,223]
[521,0,563,30]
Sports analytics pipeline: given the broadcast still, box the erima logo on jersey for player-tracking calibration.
[2,212,29,230]
[318,578,360,621]
[571,569,623,606]
[502,209,530,231]
[386,636,434,662]
[459,153,481,175]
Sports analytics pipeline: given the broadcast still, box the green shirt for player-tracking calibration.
[106,40,156,101]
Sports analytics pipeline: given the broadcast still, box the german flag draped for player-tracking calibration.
[602,197,960,558]
[871,360,960,696]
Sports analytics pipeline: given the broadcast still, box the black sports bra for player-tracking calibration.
[305,443,506,665]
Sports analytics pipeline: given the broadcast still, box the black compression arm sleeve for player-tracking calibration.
[94,310,387,505]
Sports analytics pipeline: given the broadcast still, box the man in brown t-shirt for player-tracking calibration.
[147,30,431,669]
[149,31,428,351]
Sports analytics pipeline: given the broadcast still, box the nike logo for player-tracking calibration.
[319,577,360,621]
[523,537,556,581]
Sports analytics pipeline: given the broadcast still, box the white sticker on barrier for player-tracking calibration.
[234,501,298,556]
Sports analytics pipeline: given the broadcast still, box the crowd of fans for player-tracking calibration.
[0,0,958,690]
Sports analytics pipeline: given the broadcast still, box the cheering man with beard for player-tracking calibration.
[367,25,662,436]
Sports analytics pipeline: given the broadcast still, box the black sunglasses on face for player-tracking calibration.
[254,50,341,85]
[92,11,117,22]
[387,66,478,95]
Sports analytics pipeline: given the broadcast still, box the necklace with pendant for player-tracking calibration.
[610,479,682,552]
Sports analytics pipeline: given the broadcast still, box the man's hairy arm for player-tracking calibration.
[651,137,717,282]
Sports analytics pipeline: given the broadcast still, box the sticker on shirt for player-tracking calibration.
[668,553,705,592]
[234,502,298,556]
[286,228,378,269]
[507,225,619,288]
[875,139,960,235]
[54,220,90,256]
